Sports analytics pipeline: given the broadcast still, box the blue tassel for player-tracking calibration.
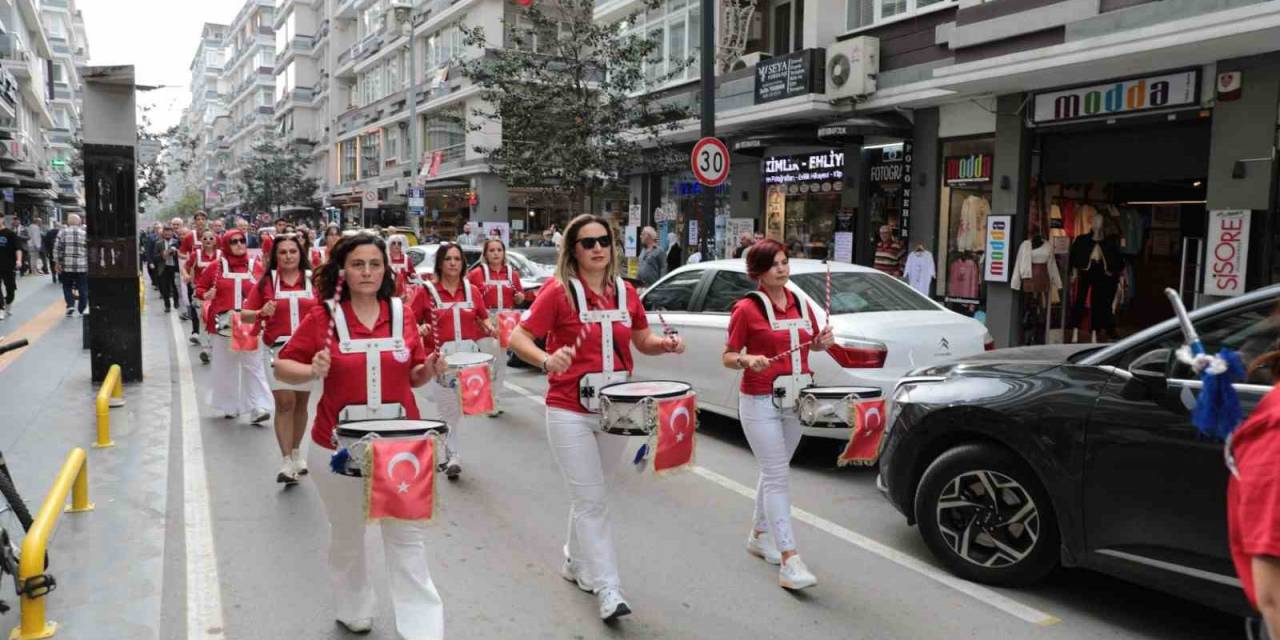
[1191,348,1246,441]
[633,443,649,466]
[330,448,351,474]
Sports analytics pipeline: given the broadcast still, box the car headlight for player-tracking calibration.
[885,376,945,434]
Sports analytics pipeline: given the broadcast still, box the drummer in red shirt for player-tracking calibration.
[508,214,684,622]
[274,233,447,638]
[467,237,525,415]
[1230,350,1280,639]
[722,238,832,591]
[184,228,221,362]
[241,234,317,486]
[195,229,272,423]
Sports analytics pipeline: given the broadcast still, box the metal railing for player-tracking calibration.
[93,364,123,449]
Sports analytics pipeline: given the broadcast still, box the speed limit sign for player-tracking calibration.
[691,137,730,187]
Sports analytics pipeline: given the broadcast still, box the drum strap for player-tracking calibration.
[483,265,517,310]
[750,291,810,385]
[221,257,257,310]
[425,280,474,352]
[331,298,405,412]
[568,277,629,375]
[196,249,220,270]
[273,270,313,335]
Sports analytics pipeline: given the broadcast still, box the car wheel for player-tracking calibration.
[914,443,1059,587]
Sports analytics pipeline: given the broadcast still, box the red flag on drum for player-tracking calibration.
[837,399,887,467]
[496,310,521,348]
[367,438,436,522]
[459,364,495,415]
[230,313,260,352]
[654,395,696,473]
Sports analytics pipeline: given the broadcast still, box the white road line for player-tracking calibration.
[170,315,226,639]
[504,379,1060,627]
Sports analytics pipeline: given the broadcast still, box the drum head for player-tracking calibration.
[600,380,691,400]
[445,352,493,367]
[800,386,881,400]
[336,419,449,438]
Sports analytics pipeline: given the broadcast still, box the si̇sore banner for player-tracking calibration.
[1204,210,1251,297]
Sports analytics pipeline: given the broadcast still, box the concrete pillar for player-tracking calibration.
[987,93,1032,348]
[910,108,940,254]
[729,153,762,227]
[469,173,508,223]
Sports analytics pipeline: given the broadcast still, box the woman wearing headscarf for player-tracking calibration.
[195,229,272,423]
[665,232,683,273]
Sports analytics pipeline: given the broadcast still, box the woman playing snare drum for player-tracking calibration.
[195,229,272,423]
[508,214,684,621]
[722,239,833,590]
[467,238,525,416]
[275,233,446,639]
[185,230,221,365]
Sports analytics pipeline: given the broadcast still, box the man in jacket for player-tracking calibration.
[43,222,59,282]
[637,226,664,286]
[54,214,88,316]
[0,217,20,320]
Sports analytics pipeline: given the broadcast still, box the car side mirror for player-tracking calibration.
[1128,348,1172,382]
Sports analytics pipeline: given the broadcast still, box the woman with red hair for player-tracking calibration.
[722,239,832,590]
[196,229,272,423]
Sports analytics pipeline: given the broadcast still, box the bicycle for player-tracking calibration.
[0,337,32,615]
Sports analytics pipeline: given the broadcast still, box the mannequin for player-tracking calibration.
[1067,215,1122,343]
[903,244,935,296]
[1011,226,1062,344]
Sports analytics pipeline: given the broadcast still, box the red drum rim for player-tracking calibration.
[600,380,692,401]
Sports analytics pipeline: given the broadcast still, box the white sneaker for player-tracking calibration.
[746,530,782,565]
[276,458,298,485]
[560,555,591,592]
[444,453,461,479]
[188,334,200,346]
[291,449,308,476]
[0,309,7,320]
[779,555,817,590]
[250,410,271,425]
[597,587,631,621]
[336,617,373,633]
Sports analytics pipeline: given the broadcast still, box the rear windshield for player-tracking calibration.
[791,272,937,314]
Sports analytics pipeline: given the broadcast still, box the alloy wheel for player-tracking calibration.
[935,469,1040,568]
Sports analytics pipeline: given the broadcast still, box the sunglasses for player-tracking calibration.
[576,234,612,250]
[227,238,247,246]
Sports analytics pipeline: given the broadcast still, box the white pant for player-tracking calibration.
[308,446,444,640]
[479,337,506,405]
[545,408,629,592]
[738,395,804,553]
[206,336,273,416]
[431,380,463,458]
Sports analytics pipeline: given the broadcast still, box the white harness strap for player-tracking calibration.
[220,257,257,309]
[195,249,221,270]
[272,270,313,336]
[331,298,406,414]
[424,279,474,352]
[750,290,811,383]
[483,265,517,311]
[568,277,629,375]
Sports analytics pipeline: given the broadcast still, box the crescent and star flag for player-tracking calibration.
[654,395,696,473]
[497,310,521,348]
[837,399,887,467]
[459,364,495,415]
[367,437,436,522]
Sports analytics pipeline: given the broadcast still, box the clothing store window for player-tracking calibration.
[762,150,844,258]
[936,138,994,321]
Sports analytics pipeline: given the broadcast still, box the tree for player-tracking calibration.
[458,0,690,214]
[160,190,203,219]
[234,136,320,216]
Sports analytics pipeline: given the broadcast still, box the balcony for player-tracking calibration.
[275,86,316,111]
[0,34,33,80]
[336,0,358,19]
[274,34,316,69]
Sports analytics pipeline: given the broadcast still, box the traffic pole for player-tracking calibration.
[699,0,715,261]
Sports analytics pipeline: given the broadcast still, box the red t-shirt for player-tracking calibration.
[519,278,649,414]
[179,229,198,256]
[260,235,274,258]
[411,279,490,351]
[278,300,427,449]
[467,265,524,310]
[244,271,319,345]
[1228,386,1280,609]
[389,252,414,295]
[195,258,261,333]
[725,289,818,396]
[309,246,327,267]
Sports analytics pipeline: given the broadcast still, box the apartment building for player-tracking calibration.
[40,0,86,216]
[213,0,276,214]
[0,0,61,222]
[273,0,329,208]
[186,22,230,210]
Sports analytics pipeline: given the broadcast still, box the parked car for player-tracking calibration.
[632,259,991,439]
[879,286,1280,616]
[405,244,553,306]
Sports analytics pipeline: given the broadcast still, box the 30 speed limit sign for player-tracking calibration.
[691,137,730,187]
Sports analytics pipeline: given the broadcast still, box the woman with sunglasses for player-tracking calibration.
[467,237,524,416]
[242,234,317,485]
[186,230,221,365]
[195,229,272,423]
[508,214,684,621]
[312,223,341,266]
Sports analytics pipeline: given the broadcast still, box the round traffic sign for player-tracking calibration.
[691,137,730,187]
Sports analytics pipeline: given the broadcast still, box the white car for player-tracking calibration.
[633,259,993,439]
[406,244,553,300]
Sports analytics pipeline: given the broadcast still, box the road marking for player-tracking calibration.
[505,379,1060,626]
[170,314,226,638]
[0,300,67,373]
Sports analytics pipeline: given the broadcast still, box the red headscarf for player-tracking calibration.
[219,229,250,271]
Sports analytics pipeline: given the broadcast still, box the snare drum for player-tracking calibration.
[598,380,693,436]
[214,311,233,338]
[440,352,493,388]
[332,419,449,477]
[797,386,881,427]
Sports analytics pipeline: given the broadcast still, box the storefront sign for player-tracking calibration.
[867,145,903,184]
[628,204,641,228]
[899,140,913,238]
[754,49,824,105]
[833,232,853,263]
[625,225,638,258]
[688,219,699,246]
[983,215,1011,282]
[1204,210,1250,297]
[1031,69,1200,124]
[944,154,992,185]
[762,151,845,190]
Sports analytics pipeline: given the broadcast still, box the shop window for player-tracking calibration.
[937,140,994,320]
[847,0,955,32]
[643,272,702,312]
[761,150,845,258]
[702,271,755,313]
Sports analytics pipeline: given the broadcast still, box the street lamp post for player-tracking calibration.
[698,0,715,262]
[400,6,420,221]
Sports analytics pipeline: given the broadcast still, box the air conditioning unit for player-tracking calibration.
[826,36,879,99]
[731,51,770,72]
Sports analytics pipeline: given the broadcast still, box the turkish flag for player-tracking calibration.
[837,399,887,467]
[496,310,521,348]
[229,313,260,352]
[654,394,696,473]
[367,437,436,522]
[459,364,494,415]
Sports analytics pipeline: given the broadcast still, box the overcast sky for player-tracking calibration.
[78,0,247,132]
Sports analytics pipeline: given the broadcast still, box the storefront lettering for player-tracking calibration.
[944,154,992,185]
[983,216,1011,283]
[762,151,846,187]
[1033,70,1199,124]
[1204,210,1250,297]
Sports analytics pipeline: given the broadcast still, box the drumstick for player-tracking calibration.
[768,338,816,363]
[824,260,832,325]
[549,320,592,379]
[655,307,676,337]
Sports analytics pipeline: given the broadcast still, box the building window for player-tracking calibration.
[341,140,357,182]
[360,132,381,178]
[626,0,701,88]
[848,0,955,32]
[384,127,400,165]
[424,106,465,163]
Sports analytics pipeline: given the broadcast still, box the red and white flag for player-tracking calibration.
[459,364,494,415]
[367,438,436,522]
[496,310,521,348]
[837,399,887,467]
[653,395,696,473]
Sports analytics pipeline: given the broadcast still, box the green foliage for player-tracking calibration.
[234,136,321,215]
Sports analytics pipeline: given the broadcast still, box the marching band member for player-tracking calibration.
[411,243,493,479]
[275,233,446,639]
[242,234,317,485]
[388,233,416,295]
[185,230,221,365]
[508,214,684,621]
[195,229,272,424]
[721,239,832,590]
[179,211,209,323]
[467,237,524,416]
[312,223,341,267]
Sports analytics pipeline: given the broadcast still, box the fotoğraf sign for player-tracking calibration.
[1031,69,1199,124]
[1204,210,1250,297]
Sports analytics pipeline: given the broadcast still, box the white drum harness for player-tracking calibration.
[570,277,631,413]
[423,279,479,355]
[748,291,814,409]
[329,297,408,423]
[219,256,258,311]
[482,265,518,311]
[270,270,313,347]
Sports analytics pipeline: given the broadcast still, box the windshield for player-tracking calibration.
[791,272,937,314]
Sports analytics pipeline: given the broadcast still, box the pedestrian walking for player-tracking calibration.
[721,238,833,590]
[467,237,524,416]
[54,214,88,316]
[274,233,446,639]
[26,218,44,275]
[195,229,271,423]
[732,230,754,259]
[155,227,181,312]
[15,220,30,276]
[665,232,683,274]
[0,217,20,320]
[170,218,192,312]
[185,230,221,363]
[636,226,664,286]
[508,214,685,621]
[142,222,162,290]
[43,223,59,283]
[242,233,317,486]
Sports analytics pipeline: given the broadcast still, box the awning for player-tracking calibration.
[0,174,20,188]
[20,176,52,189]
[55,193,78,204]
[6,162,36,177]
[816,112,914,144]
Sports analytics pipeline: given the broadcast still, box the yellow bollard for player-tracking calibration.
[92,364,122,449]
[10,448,93,640]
